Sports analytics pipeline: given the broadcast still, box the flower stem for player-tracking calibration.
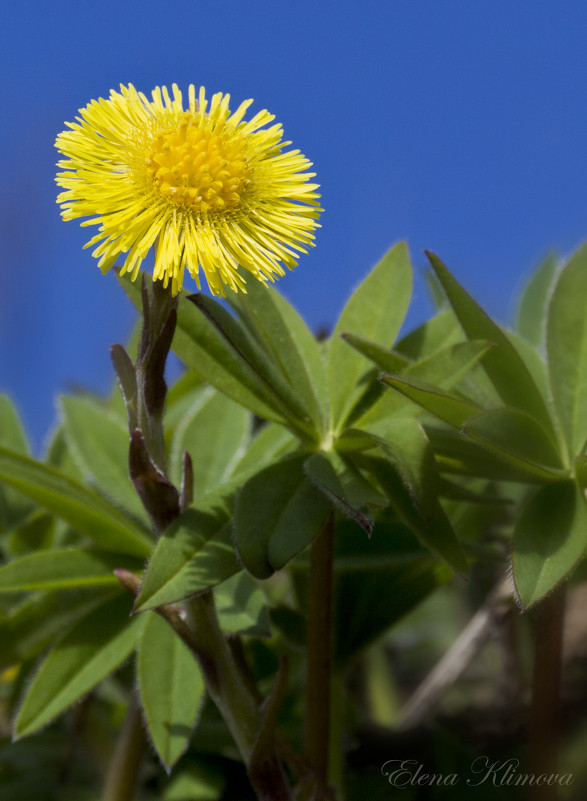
[529,585,566,801]
[113,276,296,800]
[187,592,293,800]
[305,511,335,784]
[187,592,261,761]
[102,695,146,801]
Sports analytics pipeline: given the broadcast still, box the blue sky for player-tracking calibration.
[3,1,587,449]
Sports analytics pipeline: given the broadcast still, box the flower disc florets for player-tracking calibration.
[55,84,322,295]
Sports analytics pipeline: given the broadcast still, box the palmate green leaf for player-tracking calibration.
[376,419,439,521]
[304,450,386,534]
[339,334,411,375]
[396,308,462,360]
[513,481,587,608]
[382,375,567,483]
[120,273,290,427]
[169,387,250,496]
[462,408,566,482]
[0,548,142,593]
[517,252,558,348]
[354,422,468,576]
[61,395,147,521]
[228,278,328,436]
[426,251,556,440]
[14,593,145,738]
[328,242,413,433]
[214,571,270,635]
[547,243,587,457]
[506,331,557,427]
[234,455,332,579]
[189,294,317,442]
[135,492,241,611]
[0,445,153,558]
[427,424,558,484]
[137,613,204,770]
[355,340,492,434]
[381,374,481,429]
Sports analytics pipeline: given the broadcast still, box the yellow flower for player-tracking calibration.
[55,84,321,296]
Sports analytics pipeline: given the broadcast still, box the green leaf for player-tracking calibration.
[396,308,462,360]
[356,340,492,433]
[61,395,147,520]
[463,408,567,482]
[506,331,557,426]
[169,387,250,497]
[135,493,241,611]
[233,422,298,478]
[0,548,142,593]
[44,425,85,482]
[381,374,481,429]
[427,251,556,438]
[0,587,119,672]
[214,571,270,635]
[547,244,587,456]
[234,455,332,579]
[8,511,55,557]
[137,612,204,769]
[339,334,411,374]
[328,242,413,432]
[15,593,144,737]
[389,373,566,483]
[357,421,469,576]
[163,761,225,801]
[120,273,289,426]
[427,424,557,484]
[517,252,558,348]
[189,294,316,441]
[0,395,29,454]
[110,343,139,430]
[164,372,204,435]
[228,279,328,436]
[513,481,587,608]
[0,445,153,558]
[0,396,33,528]
[304,450,385,534]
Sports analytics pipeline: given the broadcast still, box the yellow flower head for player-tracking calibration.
[55,84,322,296]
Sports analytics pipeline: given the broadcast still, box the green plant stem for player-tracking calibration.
[119,277,293,800]
[529,585,566,801]
[187,592,261,760]
[305,511,335,784]
[115,569,294,800]
[188,593,292,801]
[135,277,178,473]
[102,695,146,801]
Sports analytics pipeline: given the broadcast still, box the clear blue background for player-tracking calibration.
[3,0,587,450]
